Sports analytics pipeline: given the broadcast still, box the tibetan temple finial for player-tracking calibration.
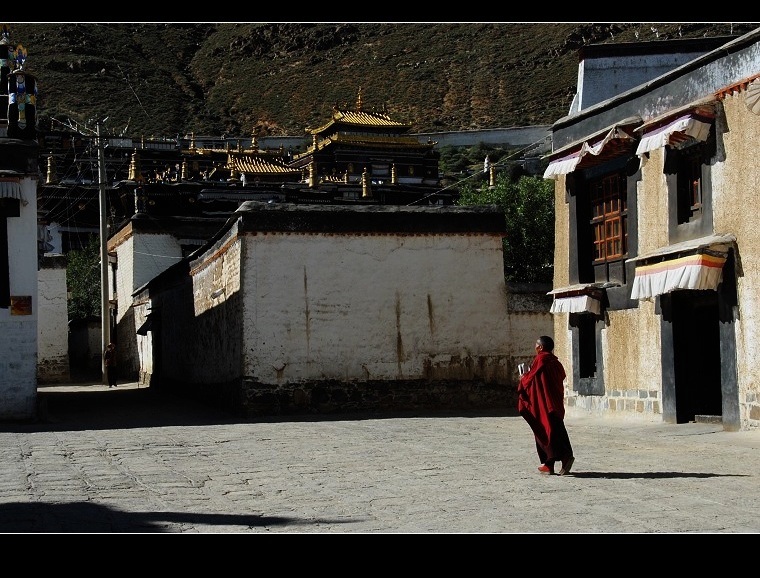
[356,86,363,112]
[7,42,37,138]
[11,43,26,71]
[46,155,57,184]
[128,151,142,181]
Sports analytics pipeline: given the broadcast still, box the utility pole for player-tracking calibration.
[96,120,110,383]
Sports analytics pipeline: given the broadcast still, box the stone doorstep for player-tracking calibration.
[694,414,723,424]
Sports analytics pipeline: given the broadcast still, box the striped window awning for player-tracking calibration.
[635,114,712,156]
[543,154,583,179]
[627,234,735,300]
[543,117,640,179]
[550,294,601,314]
[0,178,26,205]
[547,282,619,315]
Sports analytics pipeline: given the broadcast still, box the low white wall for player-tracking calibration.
[241,232,511,384]
[37,255,70,383]
[0,177,39,420]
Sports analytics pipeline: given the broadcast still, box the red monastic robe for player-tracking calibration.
[517,350,567,453]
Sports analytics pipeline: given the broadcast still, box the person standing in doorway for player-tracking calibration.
[104,342,118,388]
[517,335,575,475]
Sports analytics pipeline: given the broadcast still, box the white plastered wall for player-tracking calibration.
[241,232,511,384]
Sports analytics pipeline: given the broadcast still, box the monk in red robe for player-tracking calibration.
[517,335,575,475]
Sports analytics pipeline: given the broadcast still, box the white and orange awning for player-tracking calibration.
[628,234,735,300]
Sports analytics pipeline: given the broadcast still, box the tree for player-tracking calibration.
[66,235,101,320]
[438,143,515,178]
[457,173,555,283]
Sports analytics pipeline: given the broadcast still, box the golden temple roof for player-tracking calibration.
[231,154,301,175]
[307,88,411,135]
[308,109,411,136]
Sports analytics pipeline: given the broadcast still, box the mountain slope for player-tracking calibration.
[8,22,757,138]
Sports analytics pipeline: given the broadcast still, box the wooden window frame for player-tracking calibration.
[677,147,704,224]
[589,171,628,264]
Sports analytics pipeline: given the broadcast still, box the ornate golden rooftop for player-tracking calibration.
[307,87,412,135]
[230,153,301,175]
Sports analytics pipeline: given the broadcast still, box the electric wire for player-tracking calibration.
[406,134,552,206]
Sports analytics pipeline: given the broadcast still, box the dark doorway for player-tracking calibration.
[671,290,722,423]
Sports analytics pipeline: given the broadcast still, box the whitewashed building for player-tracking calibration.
[131,202,542,416]
[0,32,41,420]
[544,27,760,430]
[0,147,39,420]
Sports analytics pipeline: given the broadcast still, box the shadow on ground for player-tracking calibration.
[0,386,518,433]
[0,500,352,533]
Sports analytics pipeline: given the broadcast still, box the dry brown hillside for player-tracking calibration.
[7,22,757,137]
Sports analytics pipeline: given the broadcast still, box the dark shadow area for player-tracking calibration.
[251,407,520,424]
[566,472,746,479]
[0,386,519,433]
[19,387,239,432]
[0,501,355,533]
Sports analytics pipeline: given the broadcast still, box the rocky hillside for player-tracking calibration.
[7,22,757,138]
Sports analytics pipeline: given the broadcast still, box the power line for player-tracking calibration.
[406,134,551,206]
[117,64,150,121]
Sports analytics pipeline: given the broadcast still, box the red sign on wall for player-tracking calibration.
[10,295,32,315]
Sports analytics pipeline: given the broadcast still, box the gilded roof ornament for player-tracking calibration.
[10,43,26,71]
